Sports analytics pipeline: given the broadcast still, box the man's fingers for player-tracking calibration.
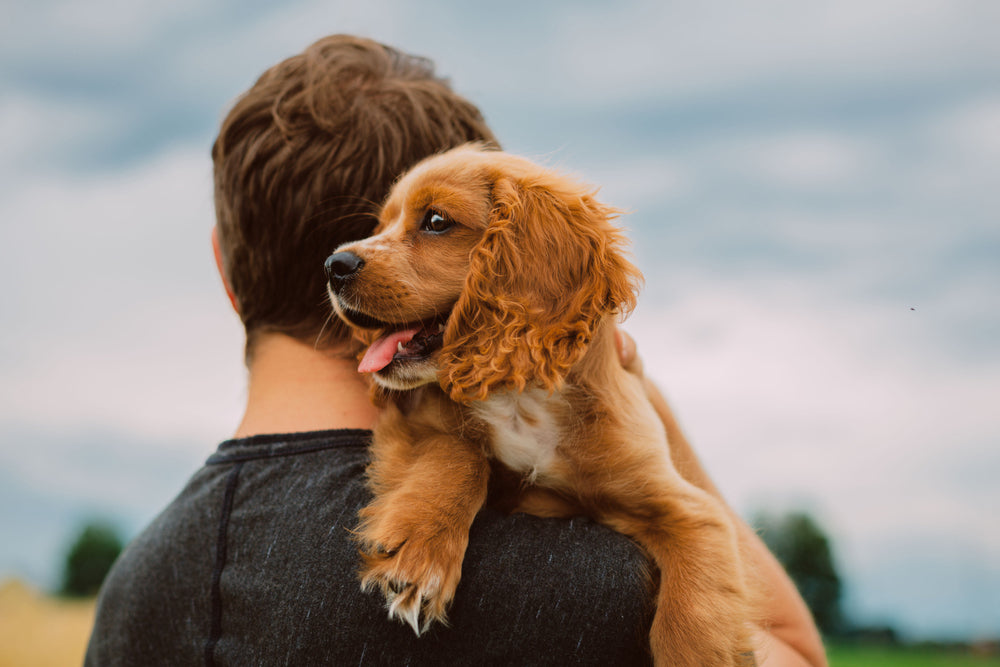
[615,329,643,377]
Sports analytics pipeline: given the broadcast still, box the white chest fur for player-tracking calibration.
[472,388,564,482]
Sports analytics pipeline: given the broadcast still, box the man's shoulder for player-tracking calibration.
[465,507,651,608]
[89,434,654,666]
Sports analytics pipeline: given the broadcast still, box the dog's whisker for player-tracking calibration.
[313,310,336,350]
[301,195,384,229]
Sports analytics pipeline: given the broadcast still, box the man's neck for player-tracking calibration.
[233,333,378,438]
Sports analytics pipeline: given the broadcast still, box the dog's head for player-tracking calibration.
[326,144,642,401]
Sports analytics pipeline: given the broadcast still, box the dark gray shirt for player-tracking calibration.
[85,429,653,666]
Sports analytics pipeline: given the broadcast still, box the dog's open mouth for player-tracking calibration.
[338,305,448,374]
[359,322,445,373]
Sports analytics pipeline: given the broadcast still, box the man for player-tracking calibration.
[86,35,825,666]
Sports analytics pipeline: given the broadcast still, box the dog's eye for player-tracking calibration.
[420,209,453,234]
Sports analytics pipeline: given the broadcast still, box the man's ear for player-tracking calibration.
[212,226,240,314]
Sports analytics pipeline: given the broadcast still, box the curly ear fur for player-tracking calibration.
[440,170,642,402]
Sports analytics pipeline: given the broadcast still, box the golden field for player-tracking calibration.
[0,579,95,667]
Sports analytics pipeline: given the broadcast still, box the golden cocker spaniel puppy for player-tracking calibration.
[325,144,753,666]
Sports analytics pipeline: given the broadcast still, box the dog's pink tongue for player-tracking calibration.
[358,327,421,373]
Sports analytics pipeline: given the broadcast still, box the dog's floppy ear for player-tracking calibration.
[440,169,642,402]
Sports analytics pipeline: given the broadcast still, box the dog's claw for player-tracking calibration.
[388,585,424,635]
[361,563,448,635]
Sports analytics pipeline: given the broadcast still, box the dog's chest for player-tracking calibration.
[472,389,563,480]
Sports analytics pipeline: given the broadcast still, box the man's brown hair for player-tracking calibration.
[212,35,498,355]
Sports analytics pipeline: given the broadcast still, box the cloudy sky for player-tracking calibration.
[1,0,997,642]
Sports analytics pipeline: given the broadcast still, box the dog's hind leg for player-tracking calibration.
[594,475,754,667]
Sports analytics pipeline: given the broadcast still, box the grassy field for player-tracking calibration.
[827,642,1000,667]
[0,580,95,667]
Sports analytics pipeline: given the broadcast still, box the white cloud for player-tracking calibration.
[576,156,693,211]
[940,97,1000,158]
[551,0,1000,105]
[916,97,1000,210]
[0,0,209,61]
[0,95,119,178]
[736,132,875,190]
[0,148,246,445]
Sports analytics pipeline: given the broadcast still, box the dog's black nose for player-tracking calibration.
[325,251,365,290]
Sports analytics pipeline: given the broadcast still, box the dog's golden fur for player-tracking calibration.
[327,144,754,666]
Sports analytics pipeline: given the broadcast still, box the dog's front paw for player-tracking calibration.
[356,512,469,635]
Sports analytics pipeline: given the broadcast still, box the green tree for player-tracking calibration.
[755,510,843,635]
[59,521,123,597]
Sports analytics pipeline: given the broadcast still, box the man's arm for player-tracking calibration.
[617,332,828,667]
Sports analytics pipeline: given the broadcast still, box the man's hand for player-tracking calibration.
[615,328,643,377]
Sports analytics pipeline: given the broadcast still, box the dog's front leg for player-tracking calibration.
[355,406,490,635]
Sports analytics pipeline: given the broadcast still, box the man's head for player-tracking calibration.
[212,34,497,358]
